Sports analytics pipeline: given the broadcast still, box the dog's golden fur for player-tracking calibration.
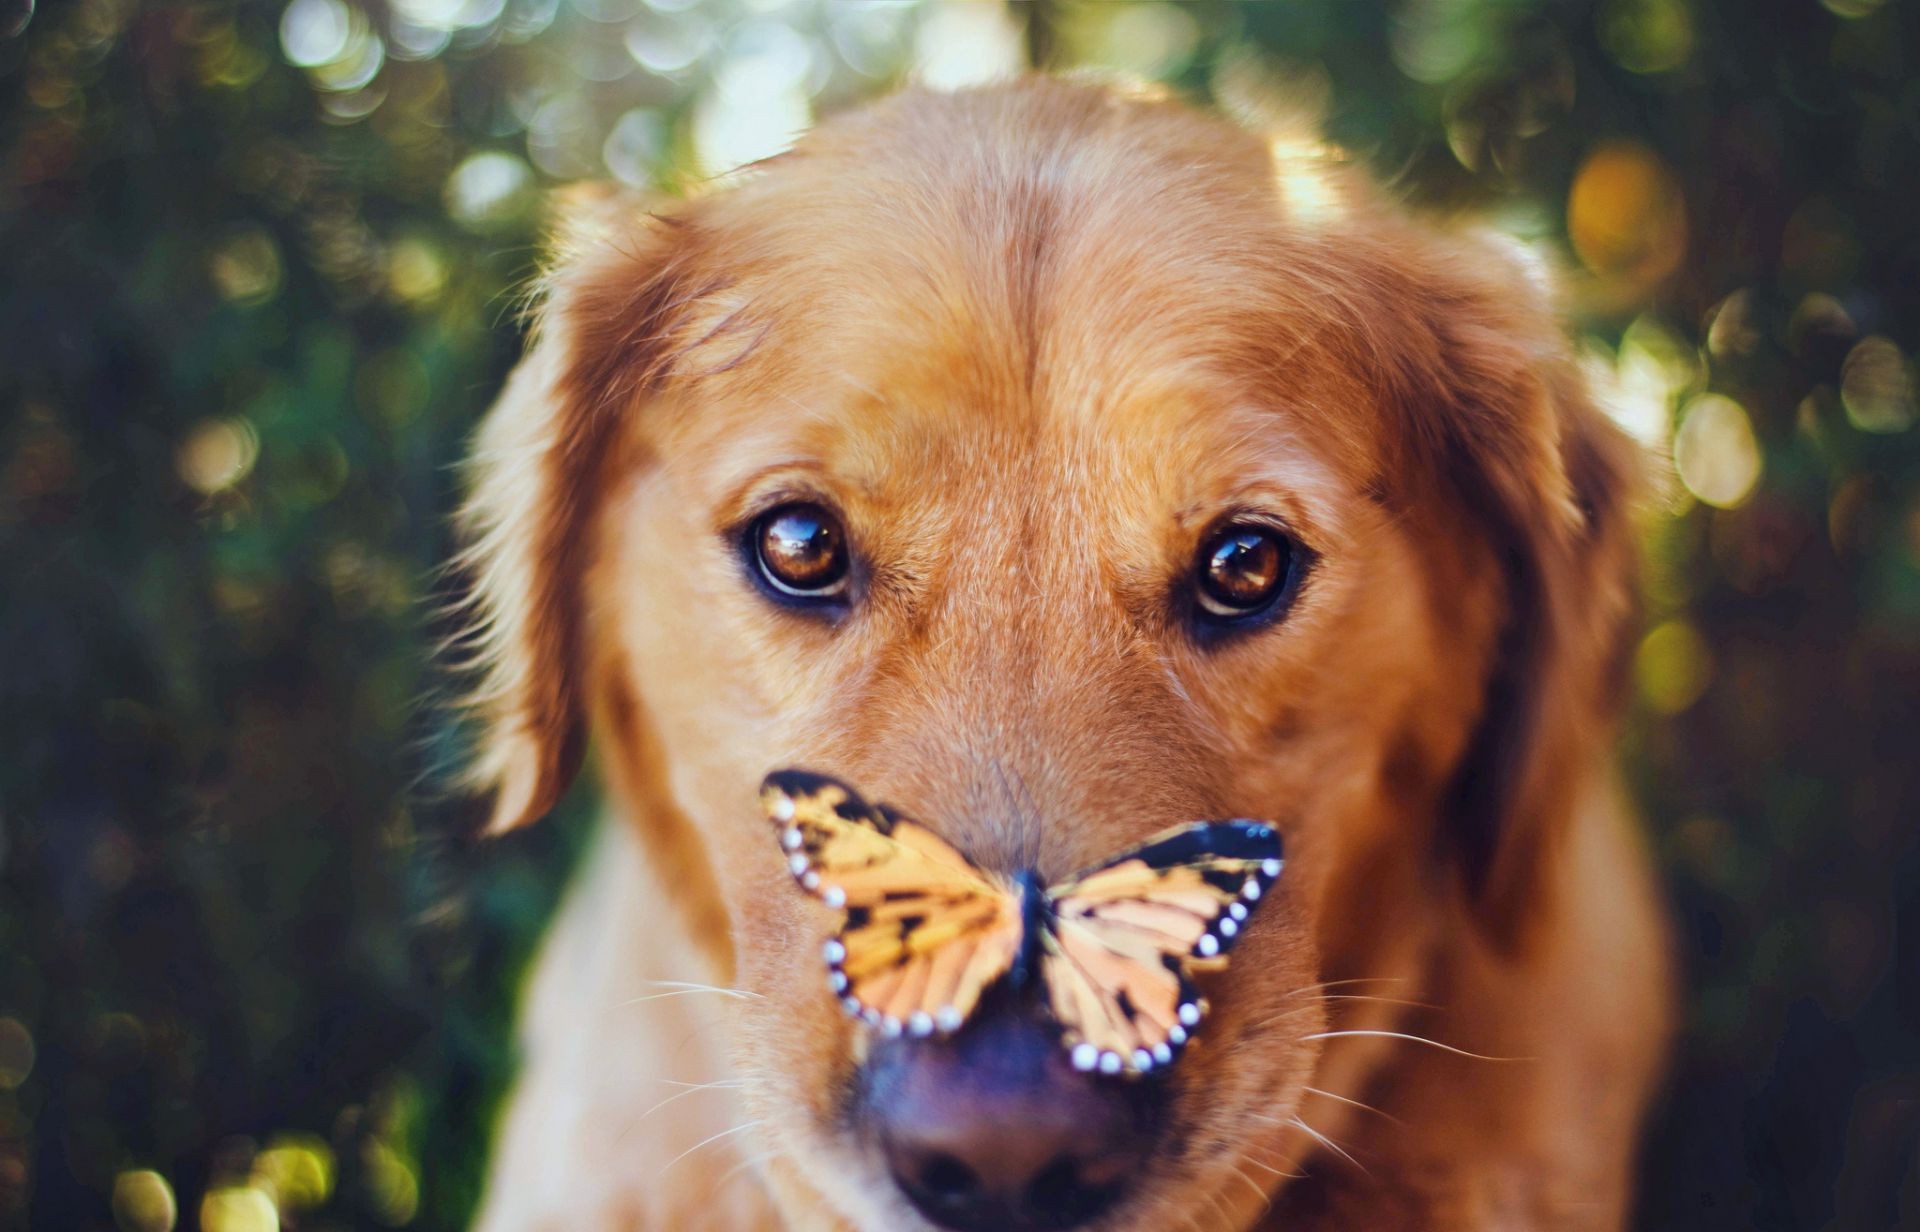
[456,79,1673,1231]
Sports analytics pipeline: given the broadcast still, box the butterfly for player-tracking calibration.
[761,768,1284,1078]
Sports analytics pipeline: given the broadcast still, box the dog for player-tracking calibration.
[455,77,1673,1232]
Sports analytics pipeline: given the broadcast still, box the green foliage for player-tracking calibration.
[1,0,1915,1228]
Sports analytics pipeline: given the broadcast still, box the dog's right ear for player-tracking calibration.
[451,190,705,832]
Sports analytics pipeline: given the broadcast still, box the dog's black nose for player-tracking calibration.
[861,1006,1161,1231]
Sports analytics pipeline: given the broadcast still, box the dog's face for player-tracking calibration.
[460,83,1638,1230]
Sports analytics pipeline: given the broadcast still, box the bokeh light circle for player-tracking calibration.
[1674,393,1761,509]
[112,1171,178,1232]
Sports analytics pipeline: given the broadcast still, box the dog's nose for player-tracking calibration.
[860,1006,1161,1231]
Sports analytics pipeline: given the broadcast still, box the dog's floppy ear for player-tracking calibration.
[1375,234,1644,950]
[453,190,705,832]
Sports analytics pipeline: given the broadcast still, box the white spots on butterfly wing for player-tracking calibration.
[1197,934,1220,957]
[1242,880,1262,901]
[828,971,849,993]
[936,1006,963,1033]
[787,853,809,876]
[782,827,804,850]
[1169,1024,1188,1045]
[802,871,821,891]
[861,1006,882,1027]
[881,1016,903,1039]
[771,794,796,823]
[1219,917,1238,938]
[908,1012,934,1037]
[1178,1002,1202,1027]
[1132,1049,1153,1072]
[822,886,847,909]
[841,995,861,1014]
[1098,1051,1123,1076]
[823,939,846,964]
[1072,1043,1100,1072]
[1229,902,1249,921]
[1152,1042,1173,1065]
[1262,858,1282,878]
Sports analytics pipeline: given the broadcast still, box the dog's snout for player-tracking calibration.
[861,1005,1160,1231]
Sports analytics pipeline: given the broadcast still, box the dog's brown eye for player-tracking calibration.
[753,503,850,600]
[1195,523,1294,620]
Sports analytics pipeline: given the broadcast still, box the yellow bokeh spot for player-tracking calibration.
[252,1135,336,1212]
[1598,0,1695,74]
[1637,620,1713,714]
[364,1140,419,1226]
[1567,141,1686,286]
[112,1170,178,1232]
[1840,336,1914,434]
[1085,3,1200,81]
[209,229,283,306]
[386,237,448,303]
[176,417,260,496]
[1273,154,1345,227]
[1705,288,1761,357]
[1673,393,1761,509]
[1586,315,1699,450]
[200,1186,278,1232]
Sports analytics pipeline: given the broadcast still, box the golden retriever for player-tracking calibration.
[455,78,1673,1232]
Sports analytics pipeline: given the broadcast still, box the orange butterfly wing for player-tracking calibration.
[764,771,1284,1074]
[1043,821,1283,1076]
[761,770,1021,1038]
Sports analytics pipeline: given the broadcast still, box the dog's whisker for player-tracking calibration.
[1248,1002,1323,1030]
[637,1078,747,1123]
[1287,1114,1369,1176]
[652,1118,766,1182]
[1318,992,1437,1010]
[648,978,765,998]
[1282,976,1414,1000]
[1300,1084,1404,1126]
[1190,1185,1236,1232]
[1227,1162,1274,1211]
[1246,1110,1368,1176]
[616,980,765,1008]
[1301,1029,1525,1063]
[1247,991,1434,1034]
[717,1147,782,1188]
[1241,1149,1307,1182]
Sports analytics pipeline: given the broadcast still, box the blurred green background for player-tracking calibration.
[2,0,1917,1228]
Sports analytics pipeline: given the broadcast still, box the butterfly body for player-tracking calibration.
[1006,868,1050,992]
[763,769,1284,1077]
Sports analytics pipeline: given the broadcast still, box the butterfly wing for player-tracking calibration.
[1042,820,1283,1076]
[761,770,1020,1038]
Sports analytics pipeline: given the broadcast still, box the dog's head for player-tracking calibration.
[456,80,1639,1230]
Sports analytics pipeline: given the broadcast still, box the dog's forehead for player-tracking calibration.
[641,90,1387,535]
[648,272,1362,570]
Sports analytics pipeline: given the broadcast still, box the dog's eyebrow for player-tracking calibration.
[1167,479,1339,549]
[711,458,863,527]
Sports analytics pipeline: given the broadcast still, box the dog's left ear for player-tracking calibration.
[452,189,707,832]
[1374,233,1645,951]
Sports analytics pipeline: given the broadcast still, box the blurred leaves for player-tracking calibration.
[2,0,1918,1229]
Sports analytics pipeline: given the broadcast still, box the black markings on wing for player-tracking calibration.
[761,770,1020,1040]
[1042,820,1284,1076]
[763,771,1287,1078]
